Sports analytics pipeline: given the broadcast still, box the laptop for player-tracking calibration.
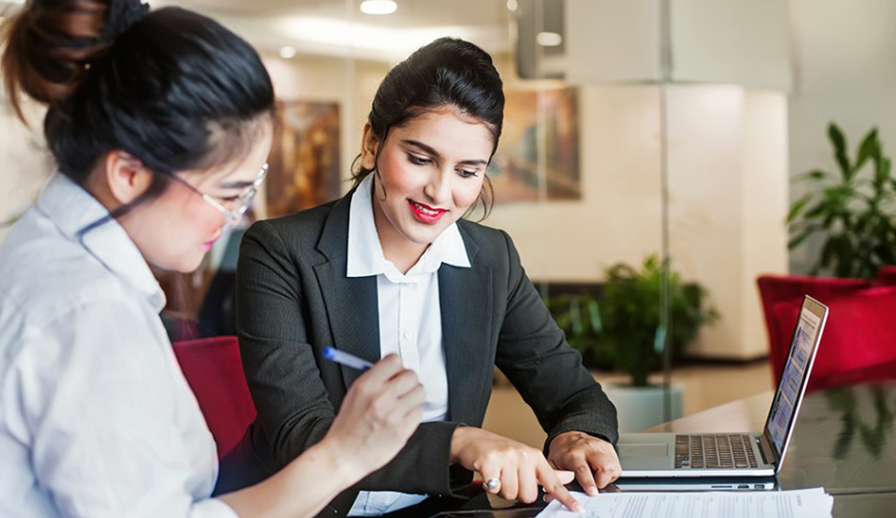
[617,295,829,478]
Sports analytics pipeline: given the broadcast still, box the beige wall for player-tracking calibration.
[788,0,896,274]
[258,51,791,360]
[0,40,790,360]
[487,83,789,359]
[666,86,789,358]
[486,84,664,280]
[0,101,50,243]
[261,52,391,202]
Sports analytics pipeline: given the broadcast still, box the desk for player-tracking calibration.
[384,381,896,517]
[649,382,896,495]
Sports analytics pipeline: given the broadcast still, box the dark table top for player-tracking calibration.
[647,381,896,496]
[385,380,896,517]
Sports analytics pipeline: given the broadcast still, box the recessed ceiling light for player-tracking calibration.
[536,31,562,47]
[506,0,518,12]
[360,1,397,15]
[279,46,297,59]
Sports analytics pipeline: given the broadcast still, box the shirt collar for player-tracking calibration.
[36,174,166,312]
[346,173,471,280]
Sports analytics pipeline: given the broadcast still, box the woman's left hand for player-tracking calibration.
[547,431,621,495]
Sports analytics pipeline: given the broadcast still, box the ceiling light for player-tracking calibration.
[279,46,297,59]
[506,0,518,12]
[360,0,397,15]
[279,17,477,57]
[536,31,562,47]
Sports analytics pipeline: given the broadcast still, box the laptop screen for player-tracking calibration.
[763,296,828,459]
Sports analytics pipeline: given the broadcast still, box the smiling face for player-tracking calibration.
[360,106,495,269]
[116,118,274,273]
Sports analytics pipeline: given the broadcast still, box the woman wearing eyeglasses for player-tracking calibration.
[235,37,620,516]
[0,1,422,517]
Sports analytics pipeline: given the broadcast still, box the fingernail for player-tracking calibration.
[572,503,583,513]
[587,486,598,496]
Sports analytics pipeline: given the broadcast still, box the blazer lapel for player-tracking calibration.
[440,228,493,424]
[313,191,380,389]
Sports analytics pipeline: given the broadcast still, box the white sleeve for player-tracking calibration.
[17,298,239,518]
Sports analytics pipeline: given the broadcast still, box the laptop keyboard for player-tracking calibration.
[674,434,759,469]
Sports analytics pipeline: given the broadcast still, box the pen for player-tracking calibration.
[323,347,374,371]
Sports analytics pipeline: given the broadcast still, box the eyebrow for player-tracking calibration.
[402,139,489,167]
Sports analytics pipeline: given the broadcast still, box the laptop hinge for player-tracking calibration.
[758,434,778,467]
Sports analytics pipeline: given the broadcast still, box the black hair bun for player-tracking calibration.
[103,0,150,40]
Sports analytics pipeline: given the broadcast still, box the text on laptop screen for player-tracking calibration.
[766,306,823,453]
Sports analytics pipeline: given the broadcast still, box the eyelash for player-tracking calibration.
[407,154,431,166]
[407,154,479,178]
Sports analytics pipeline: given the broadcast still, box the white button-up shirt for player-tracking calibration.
[0,175,237,518]
[345,173,470,516]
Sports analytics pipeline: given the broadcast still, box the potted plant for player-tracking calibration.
[548,255,718,430]
[546,292,613,370]
[788,123,896,278]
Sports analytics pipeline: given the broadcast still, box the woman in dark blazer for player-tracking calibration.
[236,37,620,516]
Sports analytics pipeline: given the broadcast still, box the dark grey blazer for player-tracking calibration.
[235,189,617,512]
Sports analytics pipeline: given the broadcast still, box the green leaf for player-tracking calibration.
[788,229,815,250]
[830,234,858,277]
[876,156,892,189]
[792,169,836,183]
[828,123,852,179]
[819,237,837,271]
[787,194,813,223]
[793,169,833,183]
[855,128,880,172]
[803,200,829,220]
[586,300,602,334]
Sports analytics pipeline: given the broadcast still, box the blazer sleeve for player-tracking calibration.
[492,230,619,449]
[236,220,467,498]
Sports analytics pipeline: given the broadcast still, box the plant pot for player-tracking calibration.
[602,380,684,432]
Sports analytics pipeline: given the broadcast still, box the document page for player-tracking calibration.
[537,488,833,518]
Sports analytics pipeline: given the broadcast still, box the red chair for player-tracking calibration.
[757,275,872,383]
[812,358,896,390]
[769,286,896,391]
[876,265,896,286]
[172,336,256,459]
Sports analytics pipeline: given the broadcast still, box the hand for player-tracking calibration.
[548,431,621,495]
[450,427,582,513]
[325,354,424,479]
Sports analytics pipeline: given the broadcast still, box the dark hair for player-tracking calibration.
[1,0,275,218]
[353,37,504,219]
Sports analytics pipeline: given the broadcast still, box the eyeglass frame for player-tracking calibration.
[172,163,268,228]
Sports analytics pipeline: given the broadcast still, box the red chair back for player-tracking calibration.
[756,275,871,383]
[877,265,896,286]
[172,336,256,459]
[812,358,896,389]
[770,287,896,391]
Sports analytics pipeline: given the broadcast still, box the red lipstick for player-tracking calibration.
[408,199,446,224]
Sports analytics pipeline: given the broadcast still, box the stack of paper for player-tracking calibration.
[537,488,834,518]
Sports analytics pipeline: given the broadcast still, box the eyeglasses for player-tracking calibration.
[173,163,268,228]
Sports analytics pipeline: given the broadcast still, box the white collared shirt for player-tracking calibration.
[0,175,237,518]
[346,174,470,516]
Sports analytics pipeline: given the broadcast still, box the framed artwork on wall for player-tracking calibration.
[489,87,581,203]
[266,100,341,218]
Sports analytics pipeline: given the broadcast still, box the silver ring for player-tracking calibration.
[483,478,500,492]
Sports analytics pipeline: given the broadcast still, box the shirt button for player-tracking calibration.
[403,331,411,340]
